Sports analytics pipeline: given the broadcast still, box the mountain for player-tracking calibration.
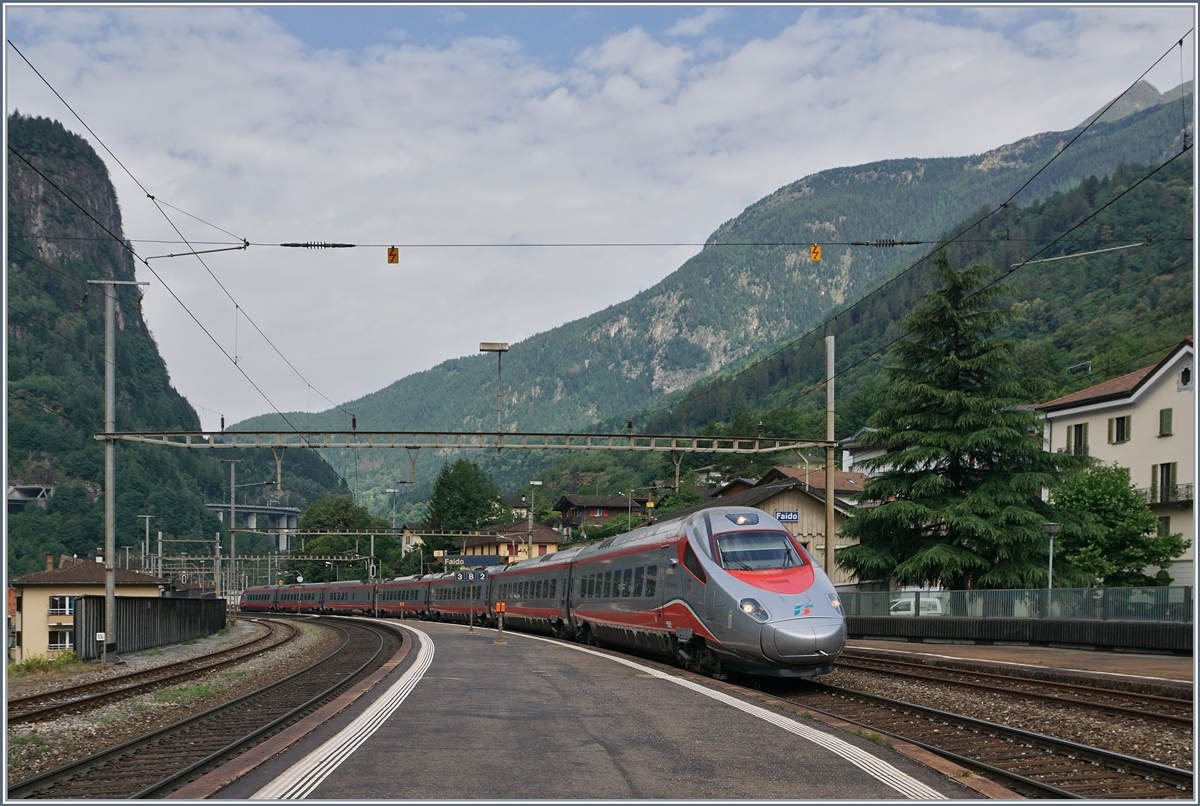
[6,113,349,575]
[232,83,1191,508]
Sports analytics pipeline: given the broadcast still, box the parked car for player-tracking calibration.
[889,597,944,616]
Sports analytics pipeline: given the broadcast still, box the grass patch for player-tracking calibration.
[154,683,217,703]
[9,735,46,747]
[847,729,894,749]
[181,637,199,646]
[7,650,82,677]
[798,712,814,720]
[221,669,248,680]
[217,628,228,635]
[131,703,149,713]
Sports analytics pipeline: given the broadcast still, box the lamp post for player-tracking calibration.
[479,342,509,431]
[385,488,400,530]
[527,480,542,560]
[1042,523,1062,590]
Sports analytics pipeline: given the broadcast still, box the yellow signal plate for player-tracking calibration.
[387,246,399,264]
[809,245,822,262]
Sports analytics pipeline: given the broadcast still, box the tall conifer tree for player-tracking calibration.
[838,252,1081,589]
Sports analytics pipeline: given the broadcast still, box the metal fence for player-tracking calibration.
[72,596,228,661]
[841,586,1193,623]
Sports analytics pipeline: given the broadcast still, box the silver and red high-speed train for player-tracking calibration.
[241,506,845,677]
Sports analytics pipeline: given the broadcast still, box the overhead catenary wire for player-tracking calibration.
[8,38,355,426]
[641,32,1195,422]
[761,145,1193,418]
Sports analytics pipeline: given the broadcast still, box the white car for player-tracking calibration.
[889,597,944,616]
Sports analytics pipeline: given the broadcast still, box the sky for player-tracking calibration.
[4,4,1196,431]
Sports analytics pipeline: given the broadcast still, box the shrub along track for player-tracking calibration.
[7,618,403,799]
[7,619,298,725]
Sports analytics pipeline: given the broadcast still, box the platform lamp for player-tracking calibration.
[1042,522,1062,590]
[479,342,509,431]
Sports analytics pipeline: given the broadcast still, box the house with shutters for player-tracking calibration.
[1036,337,1194,583]
[554,495,649,534]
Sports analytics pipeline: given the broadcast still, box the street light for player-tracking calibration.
[527,480,543,560]
[1042,523,1062,590]
[385,488,401,530]
[479,342,509,431]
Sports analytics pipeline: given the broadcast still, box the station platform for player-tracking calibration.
[189,621,994,800]
[847,638,1193,692]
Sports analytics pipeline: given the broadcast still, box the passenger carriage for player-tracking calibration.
[320,579,376,615]
[427,571,491,625]
[376,574,430,618]
[491,550,578,636]
[239,585,279,612]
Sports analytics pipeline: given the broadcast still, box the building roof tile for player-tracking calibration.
[11,563,166,586]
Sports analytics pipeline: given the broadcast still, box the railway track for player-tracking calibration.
[836,650,1193,727]
[764,682,1193,799]
[7,619,298,725]
[8,618,403,800]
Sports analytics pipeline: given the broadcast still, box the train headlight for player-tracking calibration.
[739,598,770,623]
[827,593,843,615]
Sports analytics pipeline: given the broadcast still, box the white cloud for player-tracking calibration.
[667,8,728,38]
[4,6,1193,429]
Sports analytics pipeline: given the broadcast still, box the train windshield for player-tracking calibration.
[713,530,805,571]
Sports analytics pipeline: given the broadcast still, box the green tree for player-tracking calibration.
[837,253,1083,589]
[424,460,502,552]
[1052,463,1188,586]
[292,496,389,582]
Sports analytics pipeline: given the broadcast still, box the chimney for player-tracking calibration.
[45,553,54,572]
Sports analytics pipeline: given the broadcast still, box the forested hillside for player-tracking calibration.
[236,82,1192,513]
[6,114,349,575]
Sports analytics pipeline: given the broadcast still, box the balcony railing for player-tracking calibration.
[1138,483,1194,504]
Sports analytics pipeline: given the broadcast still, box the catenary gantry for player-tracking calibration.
[95,430,833,454]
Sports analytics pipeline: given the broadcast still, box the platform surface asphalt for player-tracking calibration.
[848,638,1194,684]
[218,621,985,800]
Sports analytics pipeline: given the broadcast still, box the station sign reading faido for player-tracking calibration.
[774,511,800,522]
[441,555,503,568]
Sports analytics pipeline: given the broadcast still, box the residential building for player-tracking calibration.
[755,466,869,501]
[1036,338,1194,583]
[452,521,561,562]
[500,496,529,520]
[9,556,165,663]
[554,495,649,533]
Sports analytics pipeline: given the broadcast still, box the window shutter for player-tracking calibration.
[1151,464,1159,501]
[1160,408,1173,436]
[1066,426,1074,454]
[1107,418,1114,444]
[1168,462,1177,488]
[1081,422,1088,453]
[1124,416,1131,441]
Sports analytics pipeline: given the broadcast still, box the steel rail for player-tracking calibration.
[7,619,397,799]
[7,620,296,724]
[94,429,833,454]
[835,654,1193,727]
[793,682,1194,798]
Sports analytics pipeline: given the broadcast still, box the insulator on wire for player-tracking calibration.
[279,242,356,249]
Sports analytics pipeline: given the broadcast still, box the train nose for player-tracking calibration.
[761,618,845,664]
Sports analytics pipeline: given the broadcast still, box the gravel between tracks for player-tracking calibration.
[822,666,1194,772]
[7,619,344,786]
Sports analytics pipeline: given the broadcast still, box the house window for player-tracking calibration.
[1065,422,1088,455]
[1151,463,1178,503]
[47,629,73,652]
[1181,366,1193,390]
[594,508,604,517]
[1107,416,1131,444]
[1159,408,1173,437]
[1158,516,1172,537]
[48,596,74,616]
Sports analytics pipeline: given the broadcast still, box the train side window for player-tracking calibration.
[683,543,707,583]
[622,568,633,597]
[603,571,613,598]
[583,575,592,597]
[646,565,657,596]
[535,580,543,599]
[633,567,644,597]
[550,579,557,598]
